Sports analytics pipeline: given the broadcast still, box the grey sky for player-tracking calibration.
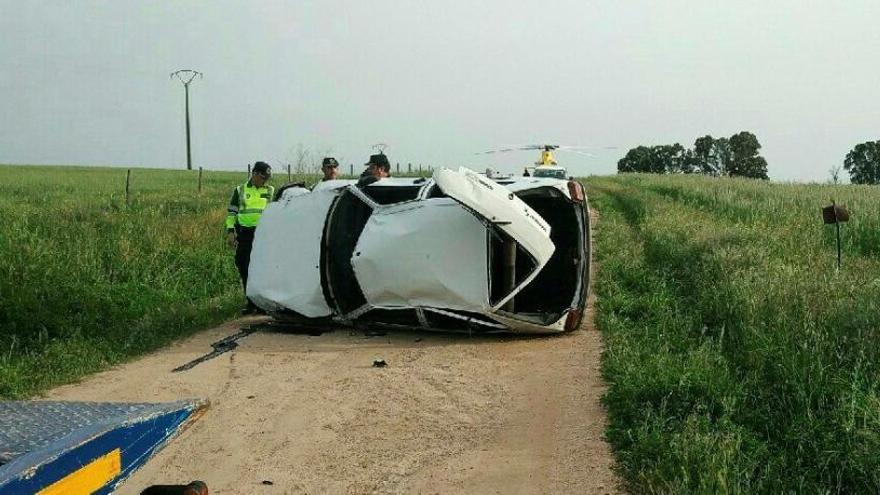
[2,1,879,180]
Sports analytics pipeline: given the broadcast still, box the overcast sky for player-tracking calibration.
[2,1,879,180]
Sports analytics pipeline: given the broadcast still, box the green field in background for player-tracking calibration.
[0,165,316,398]
[586,174,880,493]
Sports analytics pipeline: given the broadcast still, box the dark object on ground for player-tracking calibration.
[241,303,265,316]
[141,480,208,495]
[373,359,387,368]
[172,328,257,372]
[247,319,326,336]
[262,479,274,485]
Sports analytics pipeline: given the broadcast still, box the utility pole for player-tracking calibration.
[170,69,203,170]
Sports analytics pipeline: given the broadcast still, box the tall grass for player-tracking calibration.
[0,165,313,398]
[586,174,880,493]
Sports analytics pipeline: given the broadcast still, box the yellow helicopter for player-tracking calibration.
[477,144,609,179]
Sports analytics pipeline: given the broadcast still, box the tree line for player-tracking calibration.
[844,141,880,185]
[617,131,769,179]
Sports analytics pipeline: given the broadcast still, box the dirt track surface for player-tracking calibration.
[46,313,619,494]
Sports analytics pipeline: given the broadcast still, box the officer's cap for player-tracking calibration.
[252,161,272,175]
[365,153,390,170]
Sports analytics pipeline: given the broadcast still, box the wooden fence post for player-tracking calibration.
[247,164,251,176]
[287,164,291,182]
[408,163,412,173]
[350,163,354,176]
[198,166,203,193]
[125,169,131,205]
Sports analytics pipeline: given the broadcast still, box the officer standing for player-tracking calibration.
[358,153,391,186]
[321,157,340,181]
[225,161,274,314]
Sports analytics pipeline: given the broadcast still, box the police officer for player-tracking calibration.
[358,153,391,186]
[321,157,340,181]
[225,161,274,314]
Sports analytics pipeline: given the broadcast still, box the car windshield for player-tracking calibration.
[532,168,567,179]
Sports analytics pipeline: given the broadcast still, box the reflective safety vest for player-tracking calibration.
[225,181,274,231]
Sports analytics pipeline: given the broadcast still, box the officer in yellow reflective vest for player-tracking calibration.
[225,161,275,314]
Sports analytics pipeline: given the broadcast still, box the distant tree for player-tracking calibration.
[844,141,880,184]
[692,135,718,175]
[617,146,656,173]
[727,131,768,179]
[620,131,768,179]
[714,137,733,176]
[655,143,688,173]
[618,144,688,174]
[679,149,699,174]
[828,164,842,184]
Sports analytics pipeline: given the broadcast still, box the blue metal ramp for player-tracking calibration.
[0,400,207,494]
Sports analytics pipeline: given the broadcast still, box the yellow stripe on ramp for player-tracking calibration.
[37,448,121,495]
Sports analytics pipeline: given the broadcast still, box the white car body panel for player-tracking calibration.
[311,179,356,192]
[434,167,555,267]
[489,311,567,334]
[246,190,336,317]
[352,199,489,311]
[501,177,570,195]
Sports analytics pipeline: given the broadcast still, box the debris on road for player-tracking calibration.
[372,359,387,368]
[140,480,208,495]
[172,328,257,372]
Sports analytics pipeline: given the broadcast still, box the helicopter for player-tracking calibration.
[476,144,613,178]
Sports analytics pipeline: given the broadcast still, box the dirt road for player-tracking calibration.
[46,312,619,494]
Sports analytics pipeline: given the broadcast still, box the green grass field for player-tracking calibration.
[0,165,321,398]
[585,174,880,493]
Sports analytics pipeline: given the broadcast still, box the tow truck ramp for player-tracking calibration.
[0,399,206,494]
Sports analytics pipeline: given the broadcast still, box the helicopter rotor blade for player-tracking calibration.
[475,144,616,155]
[474,147,518,155]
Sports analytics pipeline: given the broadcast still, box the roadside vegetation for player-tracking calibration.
[586,174,880,493]
[0,165,314,398]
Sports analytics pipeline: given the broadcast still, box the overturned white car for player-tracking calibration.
[247,167,590,333]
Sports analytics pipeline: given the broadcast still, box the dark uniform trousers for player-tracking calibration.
[234,226,257,294]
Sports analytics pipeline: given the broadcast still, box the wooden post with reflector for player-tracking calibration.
[822,200,849,271]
